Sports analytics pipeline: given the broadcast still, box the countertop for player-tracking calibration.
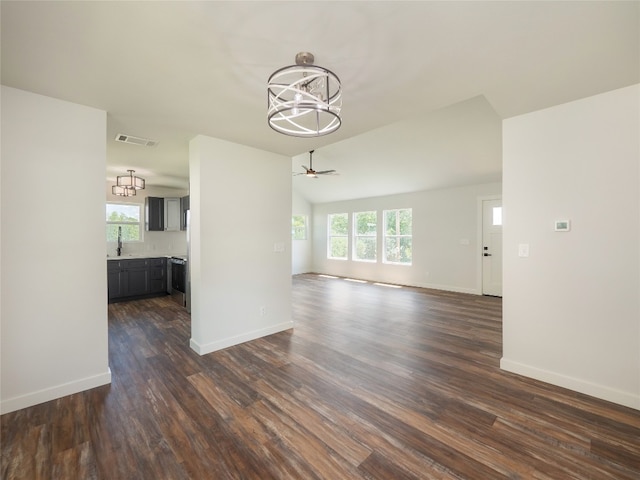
[107,253,187,261]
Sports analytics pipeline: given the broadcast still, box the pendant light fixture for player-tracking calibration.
[116,169,145,190]
[112,185,136,197]
[267,52,342,137]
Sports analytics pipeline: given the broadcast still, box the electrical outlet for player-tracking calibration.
[260,306,266,316]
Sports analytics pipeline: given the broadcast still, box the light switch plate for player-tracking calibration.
[518,244,529,257]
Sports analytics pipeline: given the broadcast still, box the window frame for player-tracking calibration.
[352,210,377,263]
[327,212,349,260]
[106,202,144,243]
[383,208,412,265]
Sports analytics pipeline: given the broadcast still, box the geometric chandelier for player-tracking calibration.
[116,169,145,190]
[112,169,145,196]
[267,52,342,137]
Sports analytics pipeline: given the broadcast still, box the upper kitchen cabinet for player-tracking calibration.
[180,195,189,230]
[145,196,181,231]
[164,197,181,231]
[145,197,164,231]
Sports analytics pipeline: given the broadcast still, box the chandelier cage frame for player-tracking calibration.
[112,185,137,197]
[267,54,342,137]
[116,169,145,190]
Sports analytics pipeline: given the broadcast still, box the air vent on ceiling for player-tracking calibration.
[115,134,157,147]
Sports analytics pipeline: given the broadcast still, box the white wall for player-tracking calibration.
[189,135,293,354]
[502,84,640,410]
[1,87,111,414]
[105,183,188,257]
[292,189,312,274]
[312,182,501,292]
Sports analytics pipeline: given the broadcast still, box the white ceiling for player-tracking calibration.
[2,1,638,203]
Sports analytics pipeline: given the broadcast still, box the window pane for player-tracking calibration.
[385,210,397,235]
[292,214,307,240]
[399,237,412,263]
[329,237,348,259]
[385,237,399,262]
[329,213,348,235]
[399,209,412,234]
[492,206,502,226]
[106,203,140,222]
[355,237,376,261]
[106,224,140,242]
[355,211,376,235]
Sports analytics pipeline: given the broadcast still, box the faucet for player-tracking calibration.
[116,226,122,257]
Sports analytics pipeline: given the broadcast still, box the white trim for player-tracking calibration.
[500,358,639,411]
[476,194,502,295]
[190,321,294,356]
[0,369,112,415]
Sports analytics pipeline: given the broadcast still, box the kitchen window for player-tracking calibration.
[106,203,142,242]
[353,211,377,262]
[327,213,348,260]
[383,208,412,265]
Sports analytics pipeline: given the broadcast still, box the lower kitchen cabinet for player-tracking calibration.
[108,257,167,302]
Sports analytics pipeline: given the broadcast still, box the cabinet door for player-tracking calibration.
[126,266,148,296]
[147,258,166,293]
[145,197,164,231]
[121,259,148,296]
[180,195,190,231]
[164,198,180,231]
[107,270,124,300]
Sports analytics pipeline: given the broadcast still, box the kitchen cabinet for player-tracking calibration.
[145,197,164,231]
[145,196,181,231]
[108,257,167,302]
[180,195,189,231]
[164,197,181,231]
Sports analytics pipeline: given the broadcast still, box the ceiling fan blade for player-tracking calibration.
[302,165,309,171]
[316,170,337,175]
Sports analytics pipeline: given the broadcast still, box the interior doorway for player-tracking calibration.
[481,198,502,297]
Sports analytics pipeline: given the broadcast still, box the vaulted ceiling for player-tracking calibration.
[2,1,638,203]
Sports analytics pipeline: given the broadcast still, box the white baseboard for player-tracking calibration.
[500,358,639,411]
[0,368,112,415]
[190,321,294,356]
[414,281,479,295]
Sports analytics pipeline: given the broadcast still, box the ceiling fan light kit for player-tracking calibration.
[267,52,342,137]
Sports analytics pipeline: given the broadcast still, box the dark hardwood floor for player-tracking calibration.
[2,273,639,479]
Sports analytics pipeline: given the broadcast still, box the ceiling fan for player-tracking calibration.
[294,150,337,178]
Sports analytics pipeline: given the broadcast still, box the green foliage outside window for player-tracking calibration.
[328,213,348,259]
[292,214,307,240]
[354,211,377,261]
[384,209,412,264]
[106,203,142,242]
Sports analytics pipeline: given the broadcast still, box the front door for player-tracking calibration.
[482,199,502,296]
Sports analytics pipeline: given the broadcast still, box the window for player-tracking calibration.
[106,203,142,242]
[327,213,348,259]
[383,208,412,265]
[492,206,503,226]
[353,211,377,262]
[292,214,307,240]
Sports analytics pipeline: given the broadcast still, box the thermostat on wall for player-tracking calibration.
[555,220,571,232]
